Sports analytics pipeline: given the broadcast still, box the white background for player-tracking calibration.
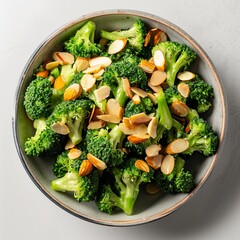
[1,0,240,239]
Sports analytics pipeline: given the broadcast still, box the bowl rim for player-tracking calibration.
[12,9,227,226]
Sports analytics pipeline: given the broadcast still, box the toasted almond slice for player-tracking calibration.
[64,83,82,101]
[119,123,136,135]
[123,117,135,130]
[106,98,123,119]
[68,148,82,160]
[153,50,165,71]
[139,60,155,74]
[147,93,157,105]
[51,122,70,135]
[97,114,121,123]
[153,31,161,46]
[134,124,148,136]
[108,38,127,54]
[146,144,161,157]
[65,139,75,150]
[135,160,150,173]
[159,31,168,42]
[93,68,105,79]
[148,82,162,93]
[122,78,133,99]
[79,160,93,176]
[87,153,107,170]
[131,87,148,98]
[36,70,49,78]
[127,134,150,144]
[54,75,65,90]
[73,57,89,72]
[177,71,195,81]
[80,74,96,92]
[129,113,152,125]
[146,183,161,194]
[166,138,189,154]
[171,101,189,117]
[119,123,147,135]
[144,31,152,47]
[147,117,158,138]
[92,108,104,121]
[89,56,112,68]
[161,155,175,175]
[149,57,154,64]
[53,52,74,65]
[185,122,191,133]
[48,75,55,85]
[178,82,190,98]
[89,105,96,122]
[149,70,167,86]
[87,120,105,130]
[83,64,103,74]
[94,86,111,102]
[132,94,141,105]
[45,61,60,71]
[146,154,163,170]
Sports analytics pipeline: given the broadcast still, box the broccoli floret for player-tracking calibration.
[186,75,214,113]
[101,19,147,52]
[152,41,197,86]
[165,85,186,105]
[183,117,219,156]
[24,118,66,157]
[64,21,102,58]
[154,156,194,193]
[96,158,154,215]
[86,126,124,167]
[47,99,93,145]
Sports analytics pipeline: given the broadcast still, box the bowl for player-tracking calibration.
[12,9,226,226]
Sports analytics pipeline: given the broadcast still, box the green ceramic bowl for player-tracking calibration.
[13,9,226,226]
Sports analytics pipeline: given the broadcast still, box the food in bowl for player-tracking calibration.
[21,17,219,217]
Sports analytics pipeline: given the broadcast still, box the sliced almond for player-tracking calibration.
[153,31,161,46]
[132,94,141,105]
[178,82,190,98]
[129,113,152,125]
[131,87,148,98]
[171,101,189,117]
[139,60,155,74]
[87,120,105,130]
[135,160,150,173]
[45,61,60,71]
[166,138,189,154]
[123,117,135,130]
[108,38,127,54]
[89,56,112,68]
[106,99,120,115]
[92,108,105,121]
[146,154,163,170]
[80,74,96,92]
[144,31,152,47]
[79,160,93,176]
[97,114,121,123]
[53,52,74,65]
[68,148,82,160]
[185,122,191,133]
[51,122,70,135]
[122,78,133,99]
[87,153,107,170]
[161,155,175,175]
[93,68,105,79]
[73,57,89,72]
[147,93,157,105]
[63,83,82,101]
[83,64,103,74]
[148,82,162,93]
[36,70,49,78]
[147,117,158,138]
[145,144,161,157]
[177,71,195,81]
[119,123,136,135]
[54,75,65,90]
[48,75,55,85]
[149,70,167,86]
[94,86,111,102]
[119,123,147,135]
[127,134,150,144]
[146,183,161,194]
[65,139,75,150]
[89,105,96,122]
[153,50,165,71]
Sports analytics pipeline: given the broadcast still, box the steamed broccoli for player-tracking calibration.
[152,41,197,86]
[96,158,154,215]
[64,21,102,58]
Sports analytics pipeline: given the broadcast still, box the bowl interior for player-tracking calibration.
[13,10,226,226]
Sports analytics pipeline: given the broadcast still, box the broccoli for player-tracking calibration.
[165,84,186,105]
[101,19,147,52]
[186,75,214,113]
[183,117,219,156]
[64,21,102,58]
[154,156,194,193]
[24,118,66,157]
[47,99,93,145]
[86,126,124,167]
[152,41,197,86]
[96,158,154,215]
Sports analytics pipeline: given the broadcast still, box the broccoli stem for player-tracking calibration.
[109,125,124,150]
[67,116,84,145]
[115,80,128,107]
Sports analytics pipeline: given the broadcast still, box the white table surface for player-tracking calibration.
[1,0,240,239]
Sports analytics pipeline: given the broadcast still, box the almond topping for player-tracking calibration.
[129,113,152,124]
[87,153,107,170]
[36,70,49,78]
[139,60,155,74]
[108,38,127,54]
[54,75,65,90]
[68,148,82,160]
[63,83,82,101]
[131,87,148,98]
[89,56,112,68]
[146,154,163,170]
[178,82,190,98]
[146,183,160,194]
[132,94,141,105]
[147,117,158,138]
[122,78,133,99]
[45,61,60,71]
[145,144,161,157]
[123,117,135,130]
[93,68,105,79]
[177,71,195,81]
[73,57,89,72]
[161,155,175,175]
[153,31,161,46]
[147,93,157,105]
[127,134,150,144]
[51,122,70,135]
[97,114,121,123]
[79,160,93,176]
[83,64,103,74]
[89,105,96,122]
[80,74,96,92]
[149,70,167,86]
[87,120,105,130]
[106,99,121,115]
[185,122,191,133]
[166,138,189,154]
[171,100,189,117]
[144,31,152,47]
[153,50,165,71]
[53,52,74,65]
[135,160,150,173]
[119,123,147,135]
[65,139,75,150]
[94,86,111,102]
[148,82,162,93]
